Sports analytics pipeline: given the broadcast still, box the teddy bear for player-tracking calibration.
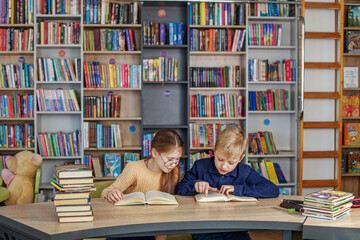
[1,151,43,205]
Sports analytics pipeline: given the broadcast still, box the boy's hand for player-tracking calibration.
[195,181,217,196]
[218,185,234,196]
[107,189,124,203]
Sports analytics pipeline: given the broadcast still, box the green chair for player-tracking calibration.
[0,187,9,203]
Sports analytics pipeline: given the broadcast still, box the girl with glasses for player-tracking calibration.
[101,128,184,240]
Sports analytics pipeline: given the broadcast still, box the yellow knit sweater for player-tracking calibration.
[101,160,163,198]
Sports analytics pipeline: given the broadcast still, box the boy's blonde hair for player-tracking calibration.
[214,126,248,160]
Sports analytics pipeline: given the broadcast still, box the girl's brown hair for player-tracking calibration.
[151,129,184,194]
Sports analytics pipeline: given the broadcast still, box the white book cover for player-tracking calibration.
[344,67,359,88]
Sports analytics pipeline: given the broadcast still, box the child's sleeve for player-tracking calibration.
[175,161,203,196]
[100,162,136,198]
[233,167,279,198]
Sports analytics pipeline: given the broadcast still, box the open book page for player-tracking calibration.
[114,192,146,206]
[146,190,178,205]
[195,191,258,203]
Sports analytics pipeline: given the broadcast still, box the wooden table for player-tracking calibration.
[0,196,305,240]
[303,207,360,240]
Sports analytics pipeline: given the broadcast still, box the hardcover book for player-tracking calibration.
[114,190,178,206]
[348,152,360,173]
[346,31,360,53]
[348,6,360,27]
[344,123,360,146]
[343,95,359,117]
[55,164,93,179]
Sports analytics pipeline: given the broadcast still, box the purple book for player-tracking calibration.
[160,23,166,45]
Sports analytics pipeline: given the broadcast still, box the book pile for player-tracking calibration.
[302,190,355,220]
[51,164,96,223]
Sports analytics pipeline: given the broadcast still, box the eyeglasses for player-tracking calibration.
[159,153,180,167]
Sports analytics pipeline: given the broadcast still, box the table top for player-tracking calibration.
[0,195,305,240]
[303,207,360,240]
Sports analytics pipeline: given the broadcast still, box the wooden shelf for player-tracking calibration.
[84,147,142,151]
[190,117,245,120]
[248,111,296,114]
[305,32,341,39]
[0,51,33,55]
[84,51,141,55]
[343,117,360,120]
[42,156,81,160]
[0,148,35,151]
[303,151,339,158]
[0,118,34,121]
[84,88,141,91]
[343,88,360,91]
[190,51,245,55]
[248,81,296,85]
[83,117,141,121]
[1,24,34,28]
[344,53,360,56]
[303,121,340,129]
[304,92,340,99]
[189,25,246,29]
[342,145,360,149]
[190,87,246,90]
[304,62,341,69]
[304,2,341,9]
[342,173,360,177]
[143,45,188,49]
[0,88,34,91]
[83,24,141,28]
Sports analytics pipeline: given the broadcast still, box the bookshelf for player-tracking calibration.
[0,0,301,199]
[342,1,360,196]
[0,0,35,182]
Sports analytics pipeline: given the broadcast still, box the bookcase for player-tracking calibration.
[0,0,301,199]
[342,0,360,197]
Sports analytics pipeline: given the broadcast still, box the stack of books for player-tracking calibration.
[51,164,96,223]
[302,190,355,220]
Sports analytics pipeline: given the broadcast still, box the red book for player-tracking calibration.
[228,29,232,51]
[8,95,14,118]
[211,95,214,117]
[44,22,48,44]
[124,64,129,88]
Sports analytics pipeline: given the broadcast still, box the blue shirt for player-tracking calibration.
[176,157,279,198]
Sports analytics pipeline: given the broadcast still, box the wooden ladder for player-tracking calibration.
[299,1,343,195]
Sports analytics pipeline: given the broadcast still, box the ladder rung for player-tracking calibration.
[304,2,341,9]
[304,92,340,99]
[304,62,341,69]
[303,121,340,128]
[305,32,341,39]
[302,179,339,188]
[303,151,339,158]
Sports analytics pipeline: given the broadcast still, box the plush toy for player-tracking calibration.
[1,151,43,205]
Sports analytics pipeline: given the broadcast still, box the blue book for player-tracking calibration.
[94,0,98,24]
[189,3,193,25]
[273,163,287,184]
[124,29,132,51]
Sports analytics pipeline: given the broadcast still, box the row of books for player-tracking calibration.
[84,28,137,51]
[36,89,80,112]
[143,21,185,46]
[343,151,360,174]
[84,1,139,25]
[303,190,354,220]
[343,123,360,146]
[190,123,237,148]
[143,57,178,82]
[248,1,296,17]
[142,132,155,157]
[37,58,80,82]
[248,59,296,82]
[84,152,140,177]
[84,62,141,88]
[37,130,81,157]
[189,29,245,52]
[84,95,121,118]
[343,95,360,117]
[189,2,246,26]
[190,66,241,88]
[0,124,34,148]
[249,159,287,184]
[37,21,81,45]
[0,0,33,24]
[189,150,214,169]
[0,28,34,51]
[83,122,122,149]
[248,89,289,111]
[190,94,243,118]
[248,131,277,155]
[248,23,282,46]
[52,164,95,223]
[0,62,34,88]
[37,0,81,15]
[0,94,34,118]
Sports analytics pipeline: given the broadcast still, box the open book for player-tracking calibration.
[195,191,258,203]
[114,190,178,206]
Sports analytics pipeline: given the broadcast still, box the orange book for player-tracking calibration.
[259,132,269,154]
[344,123,360,146]
[209,29,213,51]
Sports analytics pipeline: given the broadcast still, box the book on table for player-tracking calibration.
[114,190,178,206]
[194,191,258,203]
[54,197,91,206]
[54,190,90,200]
[304,190,355,206]
[58,214,94,223]
[57,210,93,217]
[55,164,93,178]
[55,204,92,212]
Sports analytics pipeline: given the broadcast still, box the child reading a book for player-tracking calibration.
[101,128,184,240]
[176,126,279,240]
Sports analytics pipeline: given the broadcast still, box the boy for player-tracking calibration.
[176,126,279,240]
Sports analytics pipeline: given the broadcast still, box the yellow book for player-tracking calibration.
[265,160,279,184]
[109,64,114,88]
[101,64,106,87]
[200,2,206,25]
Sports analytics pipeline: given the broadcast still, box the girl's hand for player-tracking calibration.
[195,181,217,196]
[218,185,234,196]
[106,189,124,203]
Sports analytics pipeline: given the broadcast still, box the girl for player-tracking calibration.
[101,128,184,240]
